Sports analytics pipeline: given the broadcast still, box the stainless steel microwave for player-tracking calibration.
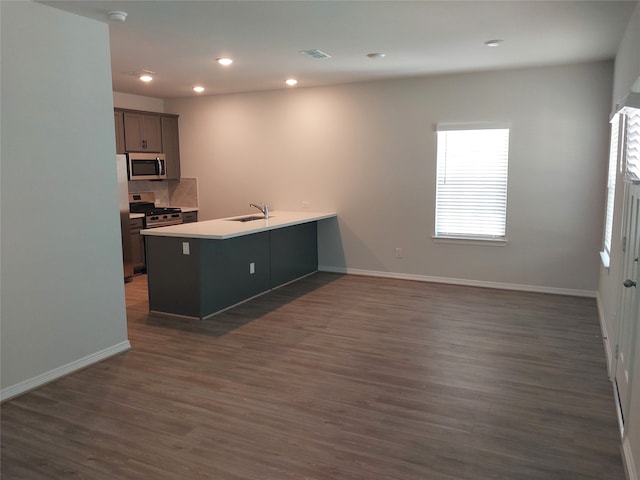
[127,152,167,180]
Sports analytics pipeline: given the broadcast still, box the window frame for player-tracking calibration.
[600,114,624,269]
[433,122,511,245]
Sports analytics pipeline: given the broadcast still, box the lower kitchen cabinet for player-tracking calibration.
[129,217,145,273]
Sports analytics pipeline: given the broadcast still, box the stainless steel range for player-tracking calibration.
[129,192,183,228]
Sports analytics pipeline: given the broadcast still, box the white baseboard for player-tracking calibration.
[318,266,597,298]
[1,340,131,402]
[623,436,638,480]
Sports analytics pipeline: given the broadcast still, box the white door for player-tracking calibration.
[616,183,640,427]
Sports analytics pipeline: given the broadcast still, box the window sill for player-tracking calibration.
[600,250,610,269]
[432,235,508,246]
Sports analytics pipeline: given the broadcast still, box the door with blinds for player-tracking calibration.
[616,183,640,428]
[615,99,640,430]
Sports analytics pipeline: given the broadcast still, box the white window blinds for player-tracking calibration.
[624,108,640,183]
[604,115,621,254]
[435,125,510,239]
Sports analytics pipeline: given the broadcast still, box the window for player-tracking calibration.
[602,114,622,264]
[434,124,510,240]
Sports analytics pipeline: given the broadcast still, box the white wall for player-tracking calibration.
[598,3,640,478]
[613,2,640,106]
[113,91,165,112]
[0,1,129,399]
[166,61,612,294]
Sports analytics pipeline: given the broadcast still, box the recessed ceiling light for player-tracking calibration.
[484,39,503,47]
[139,74,153,82]
[217,58,233,66]
[285,78,298,87]
[193,86,205,93]
[367,53,386,59]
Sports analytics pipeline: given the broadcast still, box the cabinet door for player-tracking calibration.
[129,219,146,272]
[124,113,162,152]
[114,111,126,154]
[161,115,181,179]
[142,115,162,152]
[130,233,145,272]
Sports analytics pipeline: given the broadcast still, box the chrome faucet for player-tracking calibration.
[249,202,269,219]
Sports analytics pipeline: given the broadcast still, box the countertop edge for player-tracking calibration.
[141,211,337,239]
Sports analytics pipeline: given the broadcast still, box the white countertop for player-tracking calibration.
[141,210,337,240]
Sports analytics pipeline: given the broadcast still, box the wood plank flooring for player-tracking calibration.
[1,273,625,479]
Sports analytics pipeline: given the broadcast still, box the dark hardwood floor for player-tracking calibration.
[1,273,625,479]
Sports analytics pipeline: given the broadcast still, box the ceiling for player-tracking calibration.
[43,0,637,99]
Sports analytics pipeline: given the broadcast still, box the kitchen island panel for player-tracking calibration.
[270,222,318,288]
[146,236,202,318]
[200,232,271,317]
[146,232,271,319]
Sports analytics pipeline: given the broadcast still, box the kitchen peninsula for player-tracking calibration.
[141,211,337,319]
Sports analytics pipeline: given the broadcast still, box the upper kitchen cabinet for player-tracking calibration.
[161,115,181,180]
[123,112,162,152]
[114,111,126,154]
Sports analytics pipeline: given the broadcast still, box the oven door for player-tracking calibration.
[128,153,167,180]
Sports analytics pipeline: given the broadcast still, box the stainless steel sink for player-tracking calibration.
[226,215,271,222]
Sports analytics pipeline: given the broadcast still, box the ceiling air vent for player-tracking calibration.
[299,49,332,59]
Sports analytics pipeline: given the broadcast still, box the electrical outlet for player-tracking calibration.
[182,242,190,255]
[302,201,310,209]
[395,247,403,258]
[249,262,255,274]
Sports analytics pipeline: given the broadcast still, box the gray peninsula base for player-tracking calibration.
[146,221,318,319]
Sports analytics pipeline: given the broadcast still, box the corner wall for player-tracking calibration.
[1,1,130,399]
[166,61,612,294]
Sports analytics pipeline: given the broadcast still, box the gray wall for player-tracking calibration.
[1,1,129,396]
[166,61,612,294]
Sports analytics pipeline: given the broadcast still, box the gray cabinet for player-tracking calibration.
[129,217,145,273]
[270,222,317,288]
[145,221,319,319]
[114,111,125,154]
[114,108,182,179]
[182,211,198,223]
[124,112,162,152]
[147,232,271,318]
[161,115,181,180]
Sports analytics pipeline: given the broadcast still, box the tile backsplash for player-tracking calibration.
[169,178,198,207]
[128,178,198,207]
